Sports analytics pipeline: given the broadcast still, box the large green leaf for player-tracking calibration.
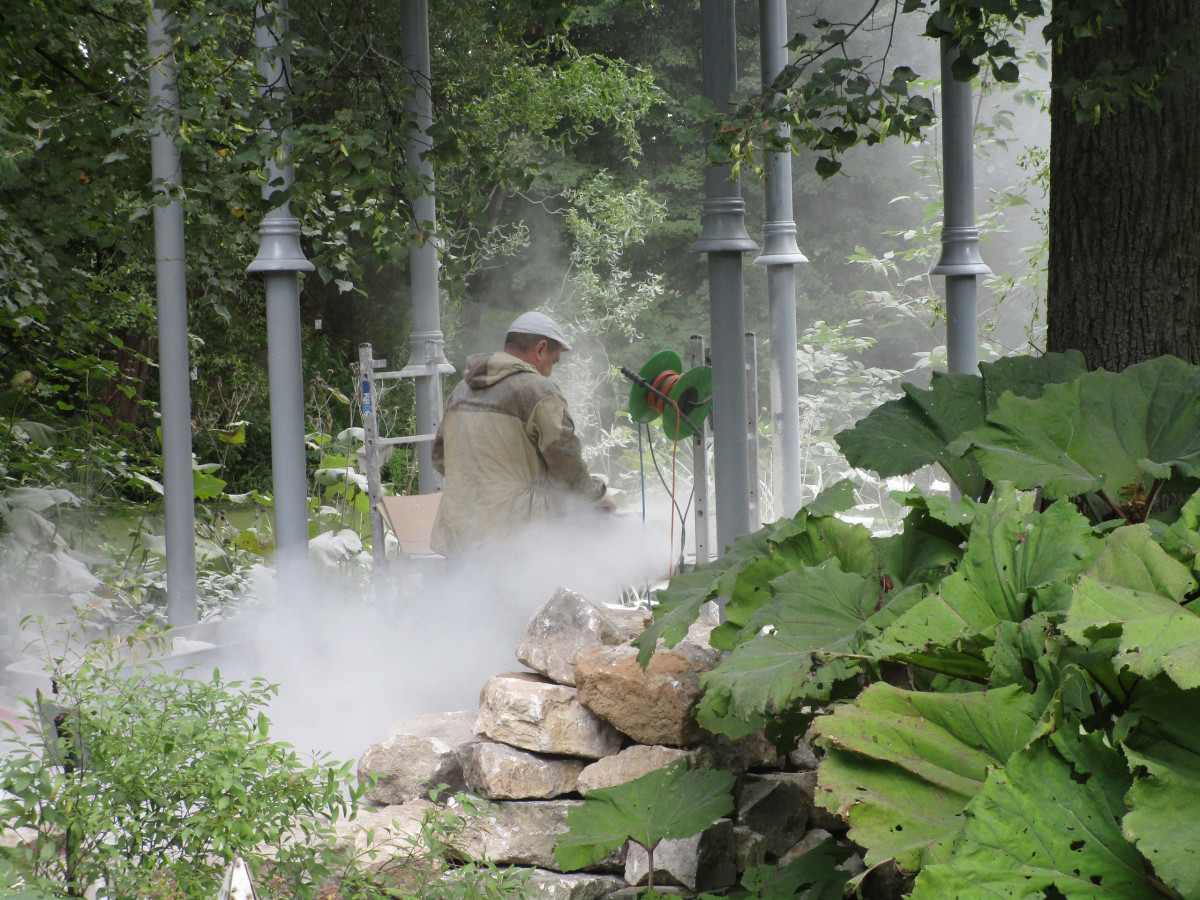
[872,491,1100,672]
[953,355,1200,505]
[696,636,862,737]
[1064,526,1200,691]
[812,683,1041,871]
[910,730,1158,900]
[739,560,892,650]
[1160,487,1200,572]
[697,559,922,736]
[836,371,988,497]
[978,350,1090,408]
[716,514,874,649]
[874,505,967,592]
[1114,681,1200,897]
[835,351,1087,499]
[553,761,735,871]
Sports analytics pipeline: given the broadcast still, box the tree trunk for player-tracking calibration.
[1047,3,1200,371]
[100,332,155,429]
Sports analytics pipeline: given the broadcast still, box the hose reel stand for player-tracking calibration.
[621,349,713,441]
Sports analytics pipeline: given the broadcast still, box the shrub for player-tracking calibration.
[0,620,361,899]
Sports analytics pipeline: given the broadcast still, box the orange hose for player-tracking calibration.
[647,370,681,414]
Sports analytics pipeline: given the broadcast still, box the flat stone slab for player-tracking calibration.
[460,800,624,872]
[333,800,433,873]
[475,672,623,759]
[356,709,478,806]
[737,773,810,857]
[524,869,627,900]
[574,640,719,747]
[624,818,737,891]
[576,744,689,794]
[459,740,585,800]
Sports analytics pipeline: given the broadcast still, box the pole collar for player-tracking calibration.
[248,213,314,274]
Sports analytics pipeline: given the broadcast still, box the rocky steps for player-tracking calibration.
[342,588,870,899]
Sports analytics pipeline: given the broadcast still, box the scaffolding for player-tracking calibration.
[358,342,453,569]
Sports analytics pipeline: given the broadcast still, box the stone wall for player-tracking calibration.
[342,588,903,899]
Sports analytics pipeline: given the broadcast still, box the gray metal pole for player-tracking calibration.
[754,0,807,519]
[930,8,989,376]
[147,6,197,626]
[744,332,760,531]
[688,335,710,565]
[694,0,757,555]
[247,0,314,601]
[401,0,448,495]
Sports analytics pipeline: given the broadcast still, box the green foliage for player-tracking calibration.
[814,682,1043,871]
[554,760,734,892]
[712,1,1188,175]
[0,620,362,899]
[839,353,1200,523]
[636,353,1200,898]
[835,349,1088,499]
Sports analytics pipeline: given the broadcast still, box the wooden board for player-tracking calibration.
[376,492,443,556]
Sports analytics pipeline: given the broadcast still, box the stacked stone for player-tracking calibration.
[343,588,851,900]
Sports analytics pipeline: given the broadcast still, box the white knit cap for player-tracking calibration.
[507,311,572,351]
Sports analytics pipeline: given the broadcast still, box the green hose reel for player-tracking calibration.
[625,349,713,441]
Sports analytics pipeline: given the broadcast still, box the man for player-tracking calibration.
[431,311,616,555]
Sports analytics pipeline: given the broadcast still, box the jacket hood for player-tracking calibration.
[463,351,539,389]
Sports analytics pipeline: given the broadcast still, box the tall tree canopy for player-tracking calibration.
[0,0,661,491]
[716,0,1200,372]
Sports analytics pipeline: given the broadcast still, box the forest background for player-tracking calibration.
[0,0,1048,617]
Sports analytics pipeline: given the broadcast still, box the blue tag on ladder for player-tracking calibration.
[361,379,372,414]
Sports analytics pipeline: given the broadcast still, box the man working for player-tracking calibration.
[431,311,616,555]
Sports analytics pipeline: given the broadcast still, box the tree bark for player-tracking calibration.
[1047,2,1200,371]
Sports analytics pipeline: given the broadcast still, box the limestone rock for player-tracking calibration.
[516,589,628,686]
[605,888,690,899]
[386,709,477,743]
[576,744,689,793]
[459,800,624,872]
[599,605,652,641]
[623,818,737,891]
[732,729,785,770]
[737,773,810,857]
[359,727,469,805]
[0,826,37,851]
[475,673,623,759]
[458,740,585,800]
[732,825,767,872]
[524,869,627,900]
[574,640,720,746]
[777,827,833,866]
[787,733,821,770]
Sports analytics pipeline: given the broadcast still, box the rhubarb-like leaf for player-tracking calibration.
[812,683,1041,871]
[953,355,1200,505]
[553,761,734,871]
[910,730,1158,899]
[835,351,1087,499]
[1065,526,1200,690]
[1114,681,1200,898]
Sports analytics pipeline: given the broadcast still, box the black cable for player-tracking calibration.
[644,426,696,572]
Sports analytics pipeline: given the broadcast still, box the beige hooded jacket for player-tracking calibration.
[430,351,606,554]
